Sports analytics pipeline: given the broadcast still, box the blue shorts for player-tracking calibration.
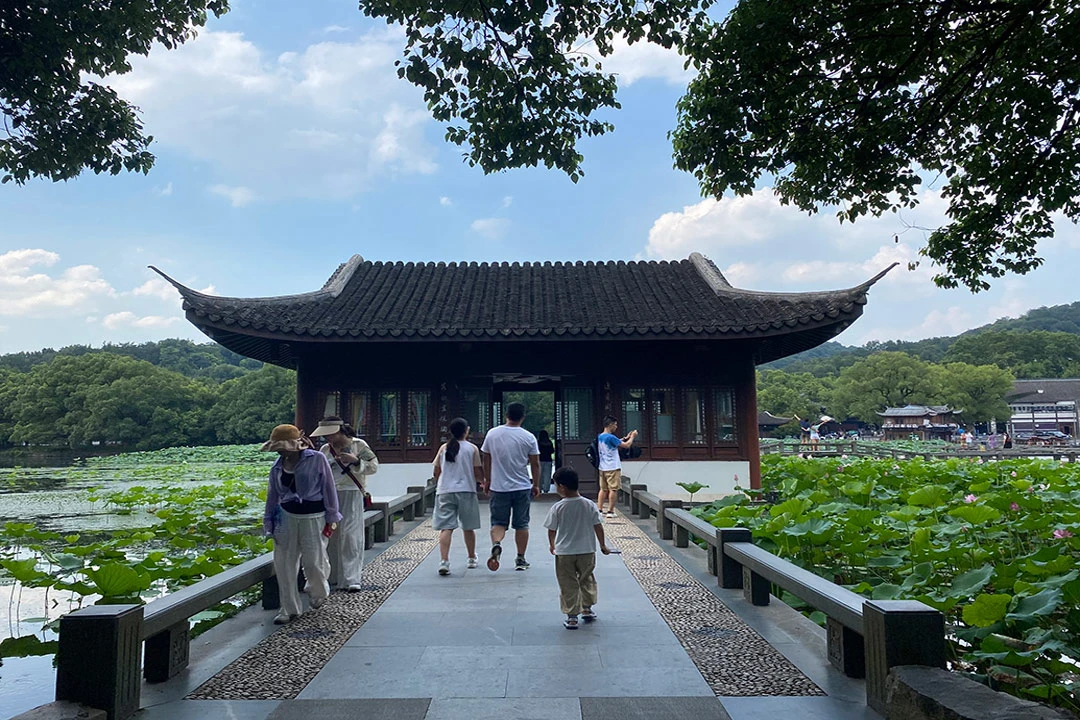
[489,489,532,530]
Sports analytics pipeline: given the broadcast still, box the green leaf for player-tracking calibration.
[0,635,58,658]
[951,566,994,596]
[907,485,950,508]
[948,505,1002,524]
[84,563,152,597]
[1007,589,1062,623]
[963,594,1013,627]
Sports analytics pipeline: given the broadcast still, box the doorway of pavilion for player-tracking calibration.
[489,377,598,499]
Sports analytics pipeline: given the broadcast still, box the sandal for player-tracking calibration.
[581,610,597,622]
[487,543,502,572]
[563,616,579,629]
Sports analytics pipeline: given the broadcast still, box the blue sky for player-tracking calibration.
[2,0,1079,355]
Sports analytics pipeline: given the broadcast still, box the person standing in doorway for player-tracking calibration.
[481,402,541,571]
[432,417,484,575]
[311,416,379,592]
[596,415,638,519]
[537,429,555,494]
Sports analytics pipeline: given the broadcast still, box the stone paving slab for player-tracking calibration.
[425,698,581,720]
[579,697,733,720]
[266,699,431,720]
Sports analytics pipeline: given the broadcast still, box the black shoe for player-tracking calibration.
[487,543,502,571]
[515,556,530,571]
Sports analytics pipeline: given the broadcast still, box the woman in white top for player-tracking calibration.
[311,416,379,592]
[432,417,484,576]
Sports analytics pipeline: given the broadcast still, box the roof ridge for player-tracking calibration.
[690,252,731,291]
[322,255,364,297]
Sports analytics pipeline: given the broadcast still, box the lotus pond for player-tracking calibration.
[0,445,269,716]
[694,453,1080,714]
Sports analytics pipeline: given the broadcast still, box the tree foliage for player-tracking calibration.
[932,362,1015,424]
[756,370,832,421]
[946,331,1080,379]
[0,343,295,450]
[828,352,939,423]
[364,0,1080,290]
[0,1,229,184]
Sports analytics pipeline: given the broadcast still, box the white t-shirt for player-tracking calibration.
[597,432,622,471]
[543,496,603,555]
[481,425,540,493]
[321,438,379,491]
[433,440,481,494]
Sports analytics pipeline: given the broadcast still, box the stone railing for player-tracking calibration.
[619,478,944,715]
[47,484,436,720]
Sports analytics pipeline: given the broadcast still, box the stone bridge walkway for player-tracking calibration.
[135,501,879,720]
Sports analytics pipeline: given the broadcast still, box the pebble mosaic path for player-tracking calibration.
[188,520,440,700]
[609,514,825,697]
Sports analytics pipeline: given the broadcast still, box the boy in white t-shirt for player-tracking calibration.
[543,467,611,629]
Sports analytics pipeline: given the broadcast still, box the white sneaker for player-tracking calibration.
[605,511,616,518]
[347,584,364,592]
[310,596,326,609]
[438,560,451,576]
[273,611,292,625]
[466,557,478,569]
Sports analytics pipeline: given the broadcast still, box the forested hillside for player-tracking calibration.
[766,301,1080,378]
[0,340,295,450]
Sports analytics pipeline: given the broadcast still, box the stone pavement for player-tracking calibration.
[132,501,881,720]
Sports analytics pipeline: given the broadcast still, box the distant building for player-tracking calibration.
[877,405,960,441]
[757,411,793,437]
[1006,379,1080,437]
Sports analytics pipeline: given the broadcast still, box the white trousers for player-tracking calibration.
[273,509,330,616]
[328,487,365,588]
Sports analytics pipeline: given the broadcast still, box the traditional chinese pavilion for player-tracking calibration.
[878,405,960,441]
[156,254,891,498]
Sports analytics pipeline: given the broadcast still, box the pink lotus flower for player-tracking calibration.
[964,494,977,503]
[1010,502,1020,511]
[1010,471,1018,477]
[838,465,845,472]
[841,454,849,459]
[1053,529,1073,539]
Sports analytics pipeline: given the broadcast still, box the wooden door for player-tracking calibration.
[556,386,597,498]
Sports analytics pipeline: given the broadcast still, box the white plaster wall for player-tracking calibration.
[366,463,434,500]
[620,461,750,502]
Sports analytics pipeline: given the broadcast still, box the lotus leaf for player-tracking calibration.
[963,593,1013,627]
[0,635,59,658]
[948,505,1002,524]
[1008,589,1063,623]
[907,485,951,508]
[951,566,995,596]
[85,563,152,597]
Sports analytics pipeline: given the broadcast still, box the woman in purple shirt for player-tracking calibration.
[262,424,341,624]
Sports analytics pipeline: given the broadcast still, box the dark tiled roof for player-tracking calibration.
[878,405,956,417]
[153,253,893,365]
[1008,379,1080,404]
[758,412,793,426]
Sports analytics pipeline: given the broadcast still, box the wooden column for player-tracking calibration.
[738,356,761,489]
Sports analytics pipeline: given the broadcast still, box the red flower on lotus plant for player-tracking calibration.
[1053,529,1074,539]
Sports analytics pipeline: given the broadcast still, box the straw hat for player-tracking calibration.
[260,424,306,452]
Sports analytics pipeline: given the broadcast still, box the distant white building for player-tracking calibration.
[1006,379,1080,436]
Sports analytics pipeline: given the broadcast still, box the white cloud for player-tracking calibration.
[439,196,452,207]
[502,195,513,208]
[323,25,350,34]
[595,35,693,87]
[101,312,181,330]
[109,28,438,200]
[470,218,511,241]
[210,184,257,207]
[156,182,173,197]
[0,249,115,317]
[132,278,179,302]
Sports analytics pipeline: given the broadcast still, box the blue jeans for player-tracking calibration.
[489,489,532,529]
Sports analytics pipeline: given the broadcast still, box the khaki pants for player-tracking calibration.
[555,553,598,616]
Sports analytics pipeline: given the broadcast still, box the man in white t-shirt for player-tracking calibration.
[480,402,541,571]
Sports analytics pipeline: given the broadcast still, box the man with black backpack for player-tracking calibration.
[595,415,638,519]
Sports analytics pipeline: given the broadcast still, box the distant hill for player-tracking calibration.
[0,339,260,381]
[764,300,1080,376]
